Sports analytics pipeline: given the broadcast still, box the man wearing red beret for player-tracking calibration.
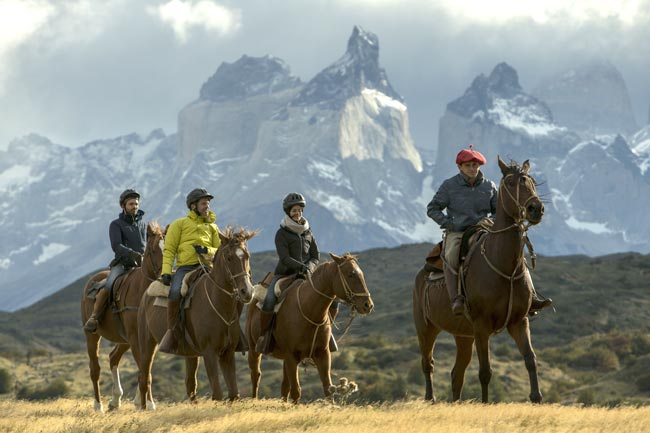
[427,145,497,315]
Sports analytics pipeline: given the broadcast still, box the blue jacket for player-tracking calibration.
[109,209,147,267]
[427,172,497,232]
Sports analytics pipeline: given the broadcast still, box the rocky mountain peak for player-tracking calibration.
[199,55,301,102]
[292,25,402,109]
[487,62,522,97]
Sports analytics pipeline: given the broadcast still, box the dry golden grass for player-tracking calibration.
[0,398,649,433]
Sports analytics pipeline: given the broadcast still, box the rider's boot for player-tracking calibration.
[446,273,465,316]
[328,304,339,352]
[159,299,181,354]
[255,310,275,354]
[83,288,109,333]
[529,292,553,316]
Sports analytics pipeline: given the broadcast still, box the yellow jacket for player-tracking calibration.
[162,210,221,275]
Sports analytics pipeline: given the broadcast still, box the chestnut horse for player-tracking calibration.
[80,222,164,412]
[246,253,374,403]
[137,228,256,408]
[413,156,545,403]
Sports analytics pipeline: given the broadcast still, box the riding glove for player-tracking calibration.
[193,244,208,254]
[161,274,172,286]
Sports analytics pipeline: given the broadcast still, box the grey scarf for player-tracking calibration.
[280,215,310,235]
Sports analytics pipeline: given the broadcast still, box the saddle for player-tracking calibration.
[253,273,300,312]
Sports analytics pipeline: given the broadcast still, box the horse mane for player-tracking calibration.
[341,252,358,261]
[148,220,164,236]
[221,226,258,244]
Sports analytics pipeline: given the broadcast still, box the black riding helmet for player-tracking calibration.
[282,192,306,215]
[186,188,214,209]
[119,189,140,207]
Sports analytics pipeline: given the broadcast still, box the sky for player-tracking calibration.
[1,0,649,154]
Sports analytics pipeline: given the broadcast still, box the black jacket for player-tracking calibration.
[273,226,320,276]
[109,209,147,267]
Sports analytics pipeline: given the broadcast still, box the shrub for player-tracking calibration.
[570,347,620,372]
[0,369,12,394]
[577,388,595,406]
[635,374,650,392]
[16,379,70,401]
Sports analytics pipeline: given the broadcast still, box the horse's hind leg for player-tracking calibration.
[138,325,158,410]
[85,332,104,412]
[108,343,130,410]
[451,336,474,401]
[508,318,542,403]
[414,300,440,402]
[185,357,199,403]
[248,349,262,399]
[203,350,224,401]
[219,349,240,401]
[281,360,290,401]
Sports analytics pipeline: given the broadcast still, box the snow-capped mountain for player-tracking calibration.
[436,62,650,255]
[0,26,437,311]
[532,60,638,138]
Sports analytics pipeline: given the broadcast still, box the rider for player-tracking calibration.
[427,145,552,316]
[83,189,146,333]
[256,193,339,354]
[159,188,221,354]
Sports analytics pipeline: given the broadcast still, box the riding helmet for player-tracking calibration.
[282,192,306,215]
[119,189,140,206]
[186,188,214,209]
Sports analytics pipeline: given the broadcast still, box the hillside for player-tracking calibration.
[0,243,649,405]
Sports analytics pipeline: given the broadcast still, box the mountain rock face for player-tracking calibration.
[0,26,435,311]
[532,60,638,137]
[437,63,650,255]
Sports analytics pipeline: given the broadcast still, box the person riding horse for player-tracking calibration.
[256,193,339,354]
[159,188,222,354]
[427,145,552,316]
[83,188,146,333]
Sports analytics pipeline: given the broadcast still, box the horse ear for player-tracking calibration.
[329,253,342,264]
[498,155,509,175]
[164,224,170,235]
[522,160,530,174]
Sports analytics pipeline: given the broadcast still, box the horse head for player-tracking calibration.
[144,222,165,279]
[497,155,544,226]
[328,253,374,315]
[215,227,257,303]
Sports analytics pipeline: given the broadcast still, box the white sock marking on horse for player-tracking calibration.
[94,400,104,412]
[109,366,123,409]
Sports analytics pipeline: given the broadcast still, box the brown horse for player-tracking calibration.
[246,253,374,403]
[80,222,165,412]
[413,156,546,403]
[137,228,256,408]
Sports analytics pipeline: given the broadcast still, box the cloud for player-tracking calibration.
[149,0,241,43]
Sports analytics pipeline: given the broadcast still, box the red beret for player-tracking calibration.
[456,144,486,165]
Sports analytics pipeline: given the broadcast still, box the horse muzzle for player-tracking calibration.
[354,297,374,315]
[525,200,544,225]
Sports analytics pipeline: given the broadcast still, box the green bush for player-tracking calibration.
[577,388,596,406]
[16,379,70,401]
[0,368,12,394]
[570,347,620,372]
[635,374,650,392]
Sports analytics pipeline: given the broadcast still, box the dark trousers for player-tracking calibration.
[169,264,199,300]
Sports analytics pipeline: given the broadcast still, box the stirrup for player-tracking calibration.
[451,296,466,316]
[159,329,178,354]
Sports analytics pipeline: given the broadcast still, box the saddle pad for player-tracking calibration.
[146,280,170,297]
[253,283,285,313]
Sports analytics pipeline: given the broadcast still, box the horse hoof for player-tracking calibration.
[93,401,104,413]
[146,400,156,411]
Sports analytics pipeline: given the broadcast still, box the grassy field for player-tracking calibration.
[1,398,649,433]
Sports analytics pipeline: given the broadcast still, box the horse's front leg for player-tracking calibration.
[473,330,492,403]
[281,360,290,401]
[85,332,104,412]
[203,350,223,401]
[508,318,542,403]
[219,349,240,401]
[415,315,440,402]
[284,356,301,403]
[185,357,199,403]
[108,343,130,410]
[312,347,333,398]
[451,335,473,401]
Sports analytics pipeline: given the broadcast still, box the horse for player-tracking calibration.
[80,222,165,412]
[413,156,546,403]
[245,253,375,403]
[137,228,256,408]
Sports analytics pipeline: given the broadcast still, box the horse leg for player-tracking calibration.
[312,350,333,398]
[108,343,130,410]
[85,332,104,412]
[451,336,474,402]
[219,350,240,401]
[203,350,224,401]
[285,356,301,403]
[415,320,440,402]
[508,318,542,403]
[185,357,199,403]
[138,329,158,410]
[248,349,262,399]
[474,331,492,403]
[281,361,290,402]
